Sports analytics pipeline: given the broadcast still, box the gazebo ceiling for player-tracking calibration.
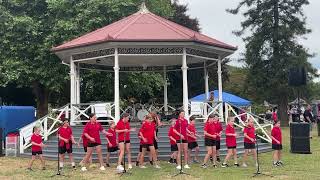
[52,3,237,69]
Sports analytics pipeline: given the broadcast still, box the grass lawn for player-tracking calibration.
[0,127,319,180]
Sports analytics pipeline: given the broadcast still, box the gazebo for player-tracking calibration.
[52,3,237,125]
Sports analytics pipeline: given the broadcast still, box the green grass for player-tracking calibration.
[0,128,320,180]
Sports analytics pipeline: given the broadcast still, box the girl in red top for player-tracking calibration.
[27,126,46,170]
[222,117,239,167]
[105,121,119,167]
[213,116,223,162]
[242,118,257,167]
[58,119,76,169]
[187,116,200,164]
[116,113,135,172]
[271,120,283,166]
[202,114,217,168]
[139,114,160,169]
[81,113,111,171]
[168,119,178,164]
[173,110,191,170]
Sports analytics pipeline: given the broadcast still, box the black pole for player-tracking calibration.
[119,130,131,176]
[252,134,273,178]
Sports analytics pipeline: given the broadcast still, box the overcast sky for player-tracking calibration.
[178,0,320,70]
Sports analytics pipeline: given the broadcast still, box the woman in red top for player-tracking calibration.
[81,113,111,171]
[168,119,178,164]
[58,119,76,169]
[222,117,239,167]
[139,114,160,169]
[27,126,46,170]
[173,110,191,170]
[271,120,283,166]
[116,113,135,172]
[202,114,217,168]
[187,116,200,164]
[242,118,257,167]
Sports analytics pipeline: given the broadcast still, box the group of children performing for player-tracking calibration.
[27,110,284,172]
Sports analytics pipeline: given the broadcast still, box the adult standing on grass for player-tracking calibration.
[116,113,136,172]
[303,104,314,138]
[27,126,46,171]
[81,113,112,171]
[242,118,257,167]
[57,119,76,169]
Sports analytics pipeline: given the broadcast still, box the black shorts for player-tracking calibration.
[205,138,216,147]
[139,144,150,152]
[227,146,237,149]
[108,146,119,152]
[216,140,221,150]
[244,142,255,149]
[272,144,282,150]
[176,139,187,143]
[119,140,131,144]
[154,140,158,150]
[171,144,178,152]
[83,146,87,152]
[32,151,42,156]
[87,142,101,147]
[59,144,73,154]
[188,142,198,150]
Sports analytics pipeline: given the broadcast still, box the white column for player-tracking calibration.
[114,48,120,122]
[217,57,224,122]
[204,61,209,116]
[182,48,189,118]
[163,66,168,114]
[75,63,81,104]
[70,56,76,125]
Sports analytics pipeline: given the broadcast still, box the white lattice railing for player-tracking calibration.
[71,102,115,123]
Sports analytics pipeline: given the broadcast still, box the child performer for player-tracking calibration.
[78,133,92,166]
[168,119,178,164]
[81,113,112,171]
[27,126,46,170]
[105,121,119,167]
[271,120,283,167]
[57,119,76,169]
[150,112,162,164]
[221,117,239,167]
[139,114,161,169]
[201,114,217,168]
[173,110,191,170]
[242,118,257,167]
[213,115,223,162]
[136,122,152,167]
[187,116,200,164]
[116,113,135,172]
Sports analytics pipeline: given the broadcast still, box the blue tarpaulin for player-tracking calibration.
[0,106,35,140]
[189,90,251,107]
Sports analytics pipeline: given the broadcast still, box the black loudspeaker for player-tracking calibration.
[0,128,3,156]
[290,122,311,154]
[288,67,307,86]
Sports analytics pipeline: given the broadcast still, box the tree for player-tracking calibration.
[228,0,317,126]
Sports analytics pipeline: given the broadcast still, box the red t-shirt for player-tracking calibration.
[58,126,73,147]
[83,121,103,144]
[116,119,130,142]
[138,129,143,145]
[140,121,155,144]
[272,112,278,122]
[214,122,223,141]
[106,128,117,147]
[31,133,42,152]
[204,122,216,140]
[81,133,88,147]
[225,124,236,147]
[187,124,196,143]
[174,118,188,140]
[168,126,178,144]
[271,126,282,144]
[244,126,255,144]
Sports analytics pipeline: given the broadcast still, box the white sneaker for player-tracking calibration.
[155,165,161,169]
[128,164,133,169]
[99,166,106,171]
[255,162,259,167]
[140,166,147,169]
[117,165,124,172]
[81,167,87,171]
[184,164,190,169]
[176,165,181,170]
[242,163,248,168]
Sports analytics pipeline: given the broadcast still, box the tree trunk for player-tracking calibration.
[278,95,289,127]
[32,81,49,118]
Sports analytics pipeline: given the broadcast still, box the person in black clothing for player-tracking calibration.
[303,104,314,138]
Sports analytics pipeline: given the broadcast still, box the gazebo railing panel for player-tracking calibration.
[71,102,115,123]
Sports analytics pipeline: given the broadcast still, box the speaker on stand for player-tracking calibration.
[290,122,311,154]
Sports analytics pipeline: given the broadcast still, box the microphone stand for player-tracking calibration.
[173,119,190,177]
[119,129,132,176]
[252,134,273,178]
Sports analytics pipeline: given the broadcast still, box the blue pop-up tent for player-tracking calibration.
[189,90,251,107]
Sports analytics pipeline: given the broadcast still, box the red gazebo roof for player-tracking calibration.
[52,5,237,52]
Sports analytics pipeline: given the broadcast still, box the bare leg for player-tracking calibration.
[243,149,249,165]
[203,147,213,165]
[149,146,158,166]
[28,155,36,168]
[176,143,182,165]
[125,143,132,165]
[233,149,238,164]
[117,143,125,166]
[223,149,233,164]
[96,145,104,167]
[195,146,199,161]
[68,153,75,167]
[211,146,217,165]
[183,143,188,165]
[83,147,94,167]
[252,149,257,163]
[106,152,110,165]
[59,153,65,168]
[39,154,45,168]
[140,148,146,166]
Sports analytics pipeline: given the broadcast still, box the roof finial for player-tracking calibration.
[138,1,150,14]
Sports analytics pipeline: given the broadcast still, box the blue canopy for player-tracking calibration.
[189,90,251,107]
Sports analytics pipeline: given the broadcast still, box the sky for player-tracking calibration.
[178,0,320,73]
